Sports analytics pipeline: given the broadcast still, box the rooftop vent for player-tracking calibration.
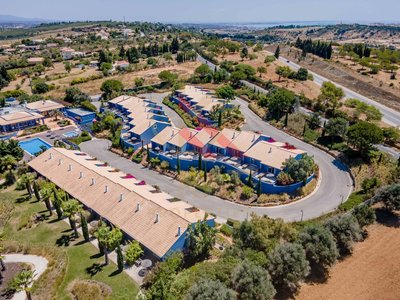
[136,203,141,212]
[119,194,124,202]
[91,178,95,186]
[68,164,72,171]
[49,153,53,159]
[104,185,108,193]
[79,171,83,179]
[177,226,181,237]
[155,213,160,223]
[58,158,62,165]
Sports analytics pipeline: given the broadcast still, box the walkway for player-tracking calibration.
[4,254,48,300]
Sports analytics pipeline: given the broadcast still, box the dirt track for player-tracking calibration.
[297,212,400,300]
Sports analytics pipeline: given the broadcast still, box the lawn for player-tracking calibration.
[0,186,139,300]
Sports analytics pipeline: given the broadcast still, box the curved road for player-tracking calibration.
[81,107,352,223]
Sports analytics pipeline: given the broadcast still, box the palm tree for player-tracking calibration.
[95,225,123,265]
[62,199,83,238]
[8,270,35,300]
[186,218,217,261]
[20,174,35,198]
[40,182,54,216]
[0,232,5,271]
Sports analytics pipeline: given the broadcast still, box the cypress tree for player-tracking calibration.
[203,163,207,182]
[218,110,222,128]
[257,177,262,197]
[33,181,41,201]
[176,154,181,175]
[247,170,253,188]
[146,144,150,162]
[116,244,124,271]
[80,212,90,242]
[52,187,63,219]
[198,152,202,171]
[274,45,280,59]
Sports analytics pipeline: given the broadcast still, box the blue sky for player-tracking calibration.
[2,0,400,23]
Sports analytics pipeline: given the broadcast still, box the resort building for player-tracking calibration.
[187,127,219,154]
[208,128,241,156]
[0,110,44,132]
[26,100,65,117]
[243,141,306,176]
[151,127,180,152]
[107,96,171,149]
[65,108,96,125]
[171,85,232,126]
[29,148,214,260]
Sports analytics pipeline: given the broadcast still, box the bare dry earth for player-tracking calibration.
[266,45,400,112]
[297,211,400,300]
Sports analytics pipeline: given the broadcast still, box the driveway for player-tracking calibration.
[81,137,352,222]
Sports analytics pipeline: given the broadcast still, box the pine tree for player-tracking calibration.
[80,212,90,242]
[274,46,280,59]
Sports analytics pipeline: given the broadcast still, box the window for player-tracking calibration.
[153,124,157,130]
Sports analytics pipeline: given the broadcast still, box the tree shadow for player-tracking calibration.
[47,218,62,224]
[74,239,88,246]
[108,269,122,277]
[375,208,400,228]
[61,228,73,234]
[56,234,74,247]
[90,252,103,259]
[15,195,30,203]
[86,263,103,277]
[305,266,329,284]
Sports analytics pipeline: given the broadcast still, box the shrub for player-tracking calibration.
[352,204,376,228]
[69,280,111,300]
[373,184,400,212]
[241,186,254,199]
[196,184,215,195]
[220,224,233,237]
[185,279,235,300]
[324,215,363,256]
[125,241,144,266]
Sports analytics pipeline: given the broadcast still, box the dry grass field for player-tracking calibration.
[297,210,400,300]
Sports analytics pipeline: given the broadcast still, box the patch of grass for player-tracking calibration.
[339,191,367,211]
[219,224,233,237]
[195,184,215,195]
[1,186,138,299]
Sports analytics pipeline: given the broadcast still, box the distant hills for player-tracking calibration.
[0,14,51,24]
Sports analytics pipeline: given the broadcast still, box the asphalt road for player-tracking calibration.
[278,57,400,127]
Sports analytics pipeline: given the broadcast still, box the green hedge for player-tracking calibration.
[220,224,233,237]
[162,97,197,128]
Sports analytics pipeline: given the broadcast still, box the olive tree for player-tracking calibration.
[185,279,236,300]
[232,260,276,300]
[298,224,338,276]
[267,242,310,293]
[324,215,363,256]
[373,184,400,212]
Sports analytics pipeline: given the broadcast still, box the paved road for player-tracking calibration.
[138,92,186,129]
[278,57,400,127]
[81,136,352,222]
